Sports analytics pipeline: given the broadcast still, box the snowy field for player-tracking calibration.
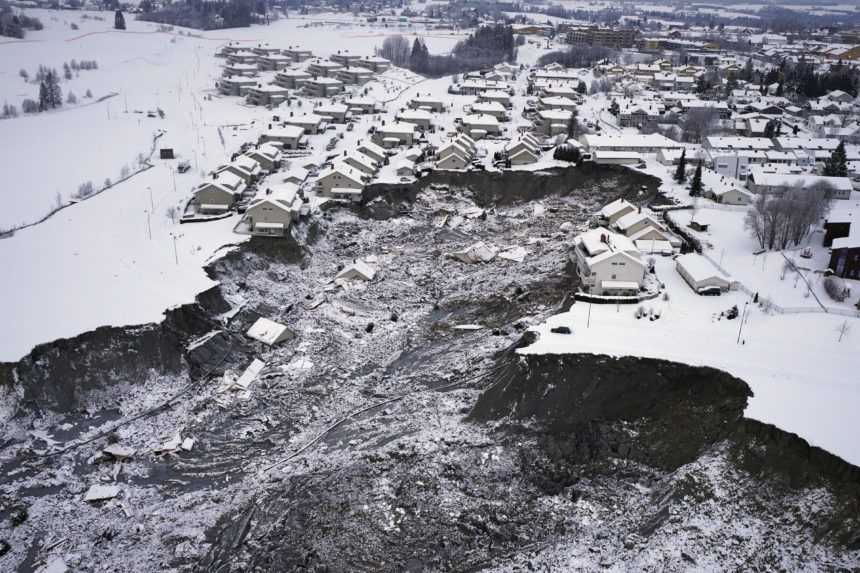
[0,10,463,361]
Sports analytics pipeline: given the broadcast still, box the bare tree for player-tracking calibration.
[680,108,719,143]
[377,35,410,67]
[745,184,831,250]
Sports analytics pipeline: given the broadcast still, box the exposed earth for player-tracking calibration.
[1,165,859,572]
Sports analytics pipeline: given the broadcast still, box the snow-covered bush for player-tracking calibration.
[76,181,95,198]
[824,276,849,302]
[21,99,38,113]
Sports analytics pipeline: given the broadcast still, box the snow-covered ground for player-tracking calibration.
[525,158,860,467]
[0,10,464,361]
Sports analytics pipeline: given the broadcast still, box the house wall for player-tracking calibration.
[245,203,292,229]
[315,172,362,195]
[194,186,234,206]
[829,247,860,279]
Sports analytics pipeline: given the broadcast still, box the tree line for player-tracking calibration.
[138,0,267,30]
[0,5,42,39]
[378,25,516,77]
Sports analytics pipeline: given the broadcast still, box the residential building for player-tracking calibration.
[218,77,257,96]
[246,143,282,172]
[283,48,313,62]
[462,114,502,139]
[316,103,349,124]
[747,166,853,199]
[330,52,363,67]
[245,84,290,107]
[273,69,312,89]
[571,227,646,296]
[240,183,302,237]
[312,165,365,199]
[375,123,417,147]
[335,66,374,85]
[360,56,391,72]
[306,59,343,77]
[303,77,344,97]
[566,26,638,48]
[260,125,305,149]
[284,114,325,135]
[257,53,292,71]
[215,155,262,184]
[396,109,434,131]
[410,97,446,112]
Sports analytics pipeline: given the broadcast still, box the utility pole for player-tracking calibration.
[838,320,849,342]
[172,233,179,265]
[736,301,749,344]
[146,210,152,240]
[587,301,592,328]
[147,186,154,211]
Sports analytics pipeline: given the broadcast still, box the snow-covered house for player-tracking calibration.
[396,109,434,131]
[302,77,344,97]
[747,166,853,199]
[312,165,365,199]
[360,56,391,72]
[461,114,502,140]
[335,66,374,85]
[284,114,325,135]
[470,101,509,121]
[375,123,416,147]
[341,150,379,175]
[675,253,731,294]
[316,103,349,124]
[273,69,311,89]
[571,227,646,296]
[357,141,388,163]
[216,155,262,184]
[260,125,305,150]
[306,59,343,77]
[534,109,573,136]
[192,171,245,214]
[599,198,636,227]
[240,183,302,237]
[246,143,282,172]
[409,97,445,113]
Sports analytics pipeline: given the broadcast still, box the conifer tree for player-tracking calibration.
[674,149,687,183]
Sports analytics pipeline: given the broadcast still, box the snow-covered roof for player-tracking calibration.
[246,317,292,346]
[675,253,730,285]
[600,198,635,219]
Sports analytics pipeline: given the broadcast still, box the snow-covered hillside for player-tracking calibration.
[0,10,465,362]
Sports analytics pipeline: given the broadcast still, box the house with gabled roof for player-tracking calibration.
[238,183,302,237]
[571,227,646,296]
[216,155,262,184]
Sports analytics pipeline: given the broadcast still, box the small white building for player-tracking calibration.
[675,253,731,294]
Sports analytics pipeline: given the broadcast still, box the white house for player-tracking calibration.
[571,227,646,296]
[246,143,282,172]
[240,183,302,237]
[260,125,305,149]
[312,165,365,199]
[216,155,262,184]
[599,198,636,227]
